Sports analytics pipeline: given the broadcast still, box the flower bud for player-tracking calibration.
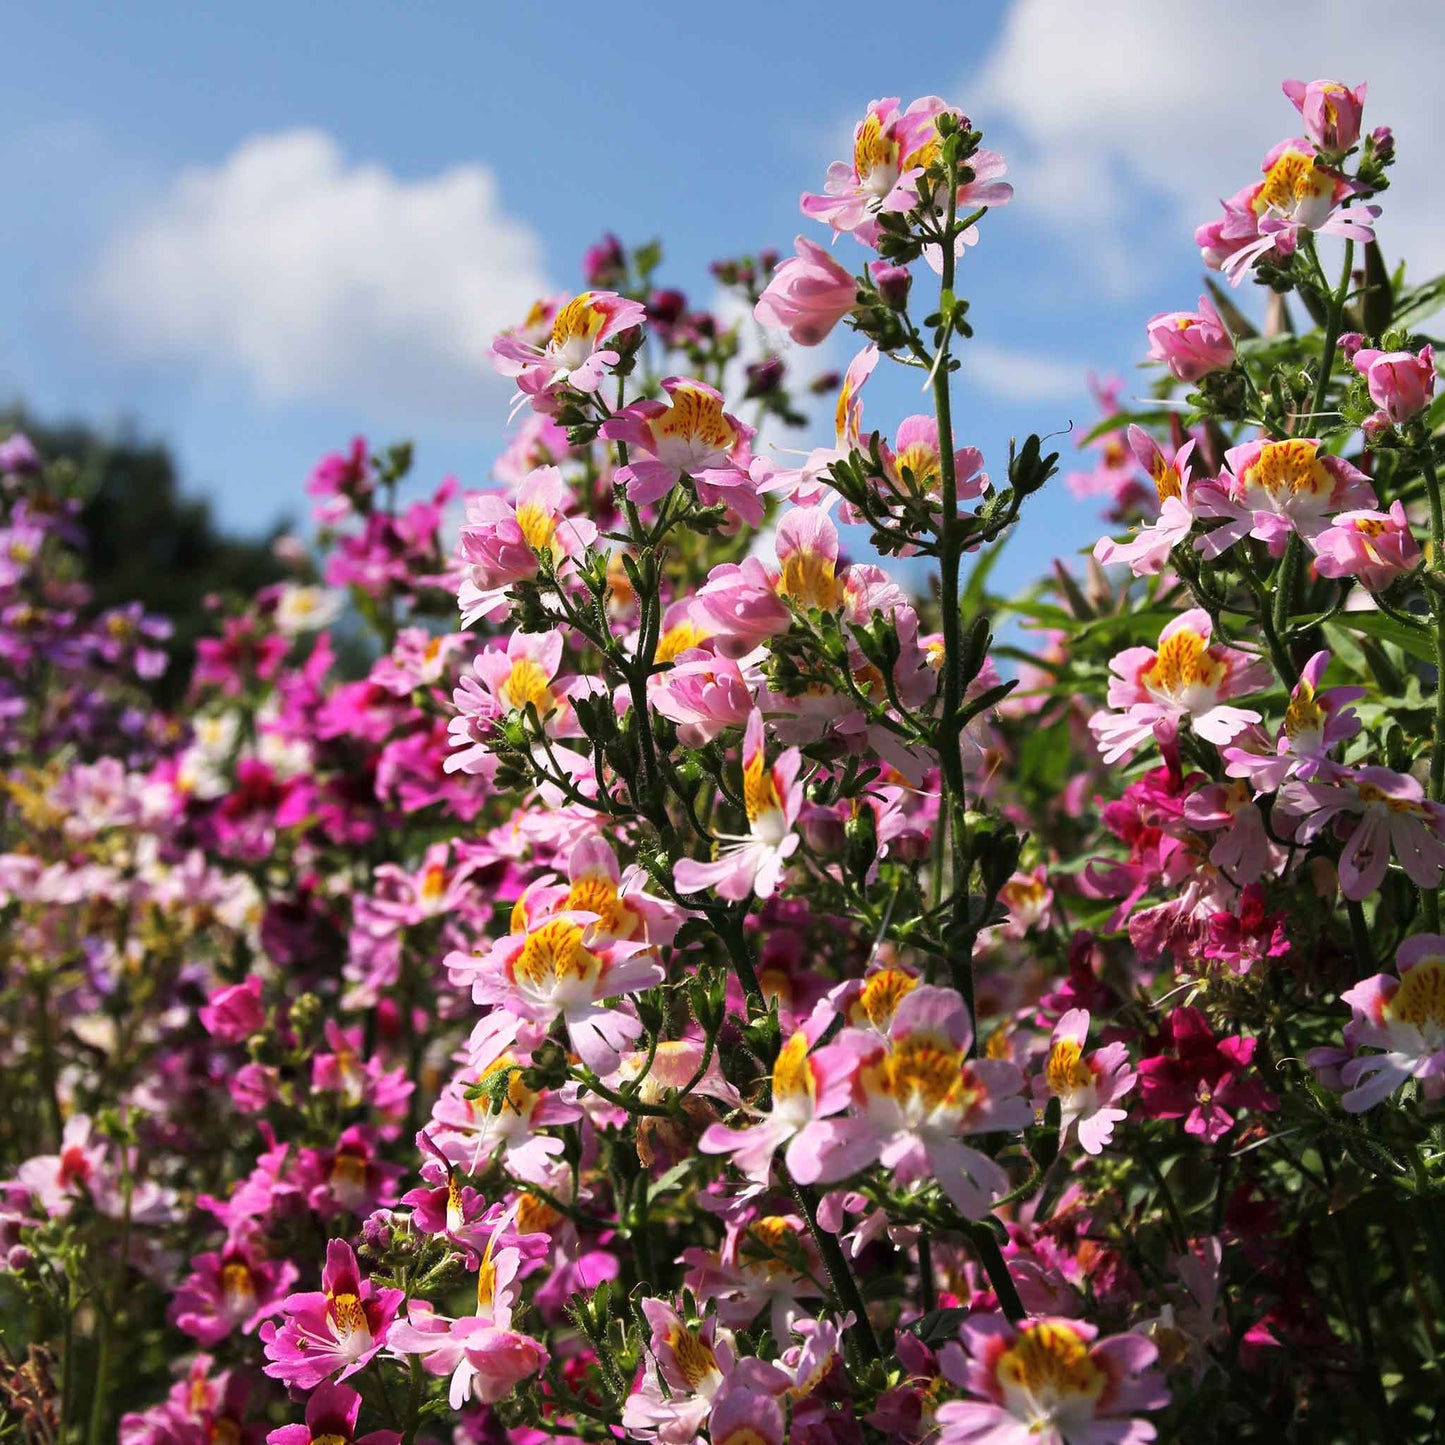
[754,235,858,347]
[869,261,913,311]
[1282,79,1366,154]
[1352,344,1435,425]
[1145,296,1235,382]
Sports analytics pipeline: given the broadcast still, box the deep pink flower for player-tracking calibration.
[1309,501,1421,591]
[1136,1008,1275,1142]
[267,1381,399,1445]
[171,1233,297,1347]
[199,976,265,1044]
[261,1239,403,1390]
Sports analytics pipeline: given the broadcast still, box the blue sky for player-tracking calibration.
[4,0,1443,596]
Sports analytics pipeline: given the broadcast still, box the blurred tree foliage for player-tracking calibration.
[2,408,289,705]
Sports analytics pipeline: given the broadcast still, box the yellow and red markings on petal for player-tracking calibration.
[419,863,448,907]
[220,1260,256,1310]
[778,547,844,612]
[516,1192,561,1235]
[1141,628,1226,696]
[1243,439,1331,499]
[743,751,783,826]
[328,1291,367,1336]
[665,1322,723,1391]
[849,967,919,1030]
[330,1151,368,1193]
[502,658,557,717]
[511,919,603,989]
[1284,679,1325,740]
[772,1029,818,1103]
[1045,1038,1094,1095]
[1387,957,1445,1030]
[996,1321,1106,1402]
[853,112,900,182]
[1150,457,1183,505]
[862,1031,979,1113]
[1255,149,1332,215]
[652,385,737,451]
[893,441,942,492]
[549,294,607,350]
[565,871,640,940]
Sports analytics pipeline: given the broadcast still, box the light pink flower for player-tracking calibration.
[1088,609,1270,764]
[1352,344,1435,427]
[649,647,755,745]
[674,711,803,902]
[1282,78,1367,154]
[1194,437,1376,557]
[1093,429,1202,577]
[801,96,955,245]
[793,984,1030,1218]
[935,1314,1166,1445]
[601,377,758,518]
[1033,1008,1136,1156]
[1338,934,1445,1110]
[490,290,645,402]
[456,467,598,626]
[754,235,858,346]
[1280,765,1445,900]
[1309,501,1422,591]
[1145,295,1235,383]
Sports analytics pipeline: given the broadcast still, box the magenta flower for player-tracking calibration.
[171,1233,297,1347]
[1032,1008,1136,1156]
[1088,608,1270,764]
[754,235,859,346]
[261,1239,403,1390]
[1352,343,1435,427]
[1136,1008,1275,1142]
[267,1381,399,1445]
[935,1314,1166,1445]
[199,975,266,1044]
[1310,501,1421,591]
[1279,764,1445,900]
[1145,295,1235,383]
[1282,78,1367,154]
[1338,934,1445,1110]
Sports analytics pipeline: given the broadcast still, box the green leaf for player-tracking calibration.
[1328,608,1434,664]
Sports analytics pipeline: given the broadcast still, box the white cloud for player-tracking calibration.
[970,0,1445,286]
[90,130,549,422]
[961,342,1086,403]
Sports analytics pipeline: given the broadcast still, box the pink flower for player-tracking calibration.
[456,467,599,626]
[1213,139,1378,286]
[1145,295,1235,383]
[996,865,1054,939]
[261,1239,403,1389]
[1088,609,1270,764]
[1351,344,1435,426]
[1033,1008,1136,1156]
[600,377,758,517]
[490,290,646,402]
[674,711,803,903]
[267,1381,399,1445]
[199,976,265,1044]
[1194,437,1376,557]
[1310,501,1422,591]
[1279,764,1445,900]
[754,236,858,346]
[368,627,467,695]
[649,647,755,745]
[1093,430,1202,577]
[793,984,1030,1218]
[1282,78,1367,154]
[1136,1008,1275,1142]
[1337,934,1445,1110]
[1182,778,1275,884]
[700,1012,857,1183]
[801,96,955,245]
[1222,650,1363,791]
[935,1314,1166,1445]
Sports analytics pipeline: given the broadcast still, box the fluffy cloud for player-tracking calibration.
[961,342,1087,403]
[90,130,549,422]
[971,0,1445,285]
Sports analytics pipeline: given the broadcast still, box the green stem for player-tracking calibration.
[1418,427,1445,931]
[967,1223,1026,1323]
[788,1176,884,1361]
